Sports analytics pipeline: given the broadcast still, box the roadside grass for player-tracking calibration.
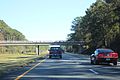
[0,51,48,76]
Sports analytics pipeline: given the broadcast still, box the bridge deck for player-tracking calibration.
[0,41,84,46]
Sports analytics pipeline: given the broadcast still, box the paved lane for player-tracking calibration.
[16,53,120,80]
[1,53,120,80]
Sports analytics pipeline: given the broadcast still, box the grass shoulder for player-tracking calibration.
[0,51,48,76]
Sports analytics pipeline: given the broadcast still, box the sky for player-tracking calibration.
[0,0,96,41]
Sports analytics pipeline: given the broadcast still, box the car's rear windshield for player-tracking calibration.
[50,47,61,50]
[98,49,114,53]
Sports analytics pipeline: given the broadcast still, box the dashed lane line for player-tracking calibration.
[89,69,99,75]
[15,59,46,80]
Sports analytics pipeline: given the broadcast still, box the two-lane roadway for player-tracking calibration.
[1,52,120,80]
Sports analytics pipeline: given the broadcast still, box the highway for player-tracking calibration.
[1,52,120,80]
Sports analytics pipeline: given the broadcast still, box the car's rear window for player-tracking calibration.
[98,49,114,53]
[50,47,61,50]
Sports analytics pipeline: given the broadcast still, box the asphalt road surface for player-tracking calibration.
[1,52,120,80]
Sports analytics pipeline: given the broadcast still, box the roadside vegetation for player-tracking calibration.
[0,51,48,76]
[0,20,30,54]
[0,20,49,76]
[67,0,120,57]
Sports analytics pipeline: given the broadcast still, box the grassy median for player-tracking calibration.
[0,51,48,76]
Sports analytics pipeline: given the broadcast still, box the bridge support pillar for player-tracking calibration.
[38,45,40,55]
[36,45,40,55]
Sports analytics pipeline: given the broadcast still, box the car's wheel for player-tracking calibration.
[91,60,94,64]
[60,55,62,59]
[49,55,52,58]
[93,57,99,65]
[90,57,94,64]
[113,62,117,65]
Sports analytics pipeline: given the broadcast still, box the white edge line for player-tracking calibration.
[89,69,99,74]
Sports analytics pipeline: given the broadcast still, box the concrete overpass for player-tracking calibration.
[0,41,84,46]
[0,41,84,55]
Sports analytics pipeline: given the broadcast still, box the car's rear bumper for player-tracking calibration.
[97,58,117,62]
[49,53,62,57]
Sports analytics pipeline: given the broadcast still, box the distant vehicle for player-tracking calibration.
[90,48,118,65]
[48,45,63,59]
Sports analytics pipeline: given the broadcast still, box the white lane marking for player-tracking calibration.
[89,69,99,74]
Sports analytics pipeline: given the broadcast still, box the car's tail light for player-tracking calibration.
[98,53,104,58]
[111,52,118,58]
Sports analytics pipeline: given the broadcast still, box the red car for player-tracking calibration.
[90,48,118,65]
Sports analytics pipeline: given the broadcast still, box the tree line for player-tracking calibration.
[0,20,26,41]
[0,20,35,54]
[68,0,120,55]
